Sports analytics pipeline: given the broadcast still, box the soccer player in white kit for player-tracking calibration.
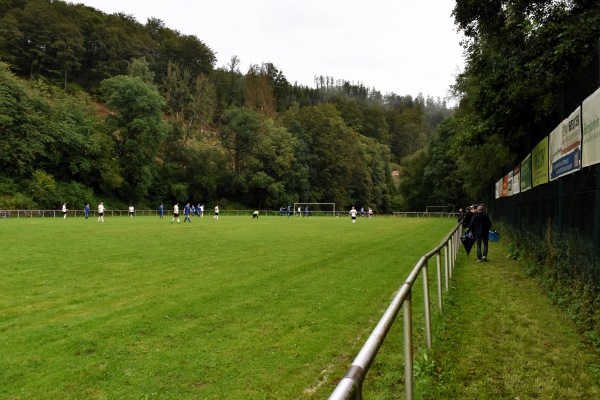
[349,206,358,224]
[171,203,180,224]
[97,202,105,222]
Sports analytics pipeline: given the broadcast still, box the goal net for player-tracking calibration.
[293,203,336,217]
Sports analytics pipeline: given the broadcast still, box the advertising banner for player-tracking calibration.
[507,171,513,196]
[502,175,508,197]
[512,164,521,195]
[532,137,549,187]
[495,179,501,199]
[549,106,582,180]
[583,87,600,168]
[521,153,532,192]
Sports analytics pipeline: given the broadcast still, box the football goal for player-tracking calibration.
[293,203,336,217]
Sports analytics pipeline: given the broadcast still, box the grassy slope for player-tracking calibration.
[418,238,600,399]
[0,215,454,399]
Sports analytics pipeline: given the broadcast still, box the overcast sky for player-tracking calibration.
[75,0,464,102]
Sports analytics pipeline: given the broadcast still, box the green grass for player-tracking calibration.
[0,215,455,399]
[416,238,600,399]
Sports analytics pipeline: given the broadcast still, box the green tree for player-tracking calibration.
[0,62,48,178]
[128,57,155,86]
[247,120,301,208]
[219,107,262,173]
[451,0,600,198]
[101,75,170,200]
[281,103,365,207]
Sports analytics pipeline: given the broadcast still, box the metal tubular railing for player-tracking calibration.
[329,223,462,400]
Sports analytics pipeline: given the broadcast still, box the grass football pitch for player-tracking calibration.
[0,214,455,399]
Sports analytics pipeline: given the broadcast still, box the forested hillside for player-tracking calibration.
[0,0,452,211]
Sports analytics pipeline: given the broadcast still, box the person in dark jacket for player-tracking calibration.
[468,205,492,262]
[457,208,465,224]
[462,205,474,229]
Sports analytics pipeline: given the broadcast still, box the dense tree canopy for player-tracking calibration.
[447,0,600,201]
[0,0,454,212]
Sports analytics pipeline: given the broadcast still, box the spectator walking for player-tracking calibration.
[468,205,492,262]
[462,205,474,229]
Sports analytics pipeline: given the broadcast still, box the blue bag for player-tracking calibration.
[488,230,500,242]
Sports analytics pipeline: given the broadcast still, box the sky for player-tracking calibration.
[75,0,465,102]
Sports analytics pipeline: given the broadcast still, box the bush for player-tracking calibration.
[499,220,600,339]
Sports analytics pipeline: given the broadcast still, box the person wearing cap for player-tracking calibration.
[467,205,492,262]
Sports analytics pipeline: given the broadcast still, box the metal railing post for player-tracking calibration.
[455,229,460,261]
[444,245,450,292]
[449,236,454,272]
[422,261,432,349]
[447,242,453,280]
[403,289,414,400]
[436,251,443,314]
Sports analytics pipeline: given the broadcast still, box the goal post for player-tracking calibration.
[293,202,336,217]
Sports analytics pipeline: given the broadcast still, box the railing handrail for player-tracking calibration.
[329,223,462,399]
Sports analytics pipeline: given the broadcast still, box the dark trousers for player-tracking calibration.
[475,234,489,260]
